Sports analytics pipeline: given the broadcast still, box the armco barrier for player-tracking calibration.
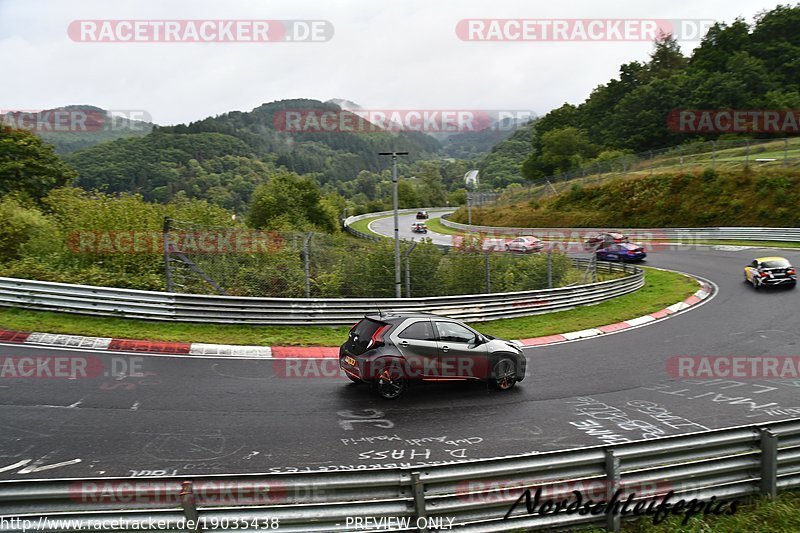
[0,418,797,532]
[438,214,800,242]
[0,260,642,326]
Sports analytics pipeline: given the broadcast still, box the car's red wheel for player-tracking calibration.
[490,357,517,391]
[373,369,407,399]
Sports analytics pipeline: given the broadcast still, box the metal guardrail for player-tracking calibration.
[438,214,800,242]
[0,260,642,326]
[1,418,797,532]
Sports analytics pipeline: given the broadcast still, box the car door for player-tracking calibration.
[433,321,488,380]
[393,319,439,379]
[605,244,620,260]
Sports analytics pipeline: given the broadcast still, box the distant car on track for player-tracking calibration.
[585,232,629,251]
[596,242,646,262]
[411,222,428,234]
[339,313,526,399]
[744,257,796,290]
[505,236,543,253]
[416,211,429,220]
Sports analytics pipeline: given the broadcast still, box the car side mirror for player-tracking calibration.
[474,334,485,345]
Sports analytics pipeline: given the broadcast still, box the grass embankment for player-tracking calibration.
[456,169,800,229]
[0,267,697,346]
[582,492,800,533]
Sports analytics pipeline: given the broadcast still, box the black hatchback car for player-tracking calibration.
[339,312,526,399]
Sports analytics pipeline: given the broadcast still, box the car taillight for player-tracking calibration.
[760,272,769,277]
[367,324,391,349]
[627,250,636,254]
[789,269,796,275]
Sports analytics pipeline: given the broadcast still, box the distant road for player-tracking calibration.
[369,209,455,246]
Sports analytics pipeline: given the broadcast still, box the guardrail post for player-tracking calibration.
[605,450,621,532]
[760,429,778,498]
[411,472,428,533]
[483,247,492,294]
[180,480,202,531]
[163,217,173,293]
[303,232,314,299]
[404,242,417,298]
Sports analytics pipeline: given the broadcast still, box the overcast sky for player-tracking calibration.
[0,0,782,126]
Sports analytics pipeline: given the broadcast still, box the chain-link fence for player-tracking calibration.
[164,218,604,298]
[493,137,800,206]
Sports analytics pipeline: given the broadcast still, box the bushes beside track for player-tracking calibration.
[452,169,800,228]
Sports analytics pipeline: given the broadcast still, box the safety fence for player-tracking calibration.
[0,418,797,532]
[438,215,800,243]
[0,259,641,326]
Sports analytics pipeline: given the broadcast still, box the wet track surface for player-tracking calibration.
[1,214,799,479]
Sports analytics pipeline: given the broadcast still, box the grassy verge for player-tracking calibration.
[424,217,463,236]
[347,215,388,237]
[0,267,698,346]
[426,217,517,237]
[582,492,800,532]
[473,267,697,340]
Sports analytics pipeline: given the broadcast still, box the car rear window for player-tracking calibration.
[346,318,386,355]
[763,259,791,269]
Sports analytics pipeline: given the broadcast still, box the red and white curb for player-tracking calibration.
[517,274,714,347]
[0,274,714,359]
[0,330,333,359]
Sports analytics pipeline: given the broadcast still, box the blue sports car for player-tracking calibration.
[596,242,646,262]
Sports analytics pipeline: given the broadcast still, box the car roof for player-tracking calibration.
[363,311,449,323]
[756,256,789,262]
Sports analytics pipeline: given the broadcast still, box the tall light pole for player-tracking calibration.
[379,151,409,298]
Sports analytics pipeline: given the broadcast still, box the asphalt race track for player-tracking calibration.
[0,214,799,480]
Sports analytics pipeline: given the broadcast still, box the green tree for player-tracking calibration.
[537,127,598,175]
[416,161,447,206]
[247,170,336,231]
[647,34,687,79]
[0,126,77,200]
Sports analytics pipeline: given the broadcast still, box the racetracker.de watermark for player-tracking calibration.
[1,109,150,133]
[67,20,334,42]
[0,355,143,379]
[67,230,285,255]
[456,19,715,41]
[667,356,800,379]
[668,110,800,134]
[69,480,288,504]
[273,110,535,134]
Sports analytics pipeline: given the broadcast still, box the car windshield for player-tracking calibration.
[762,259,791,269]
